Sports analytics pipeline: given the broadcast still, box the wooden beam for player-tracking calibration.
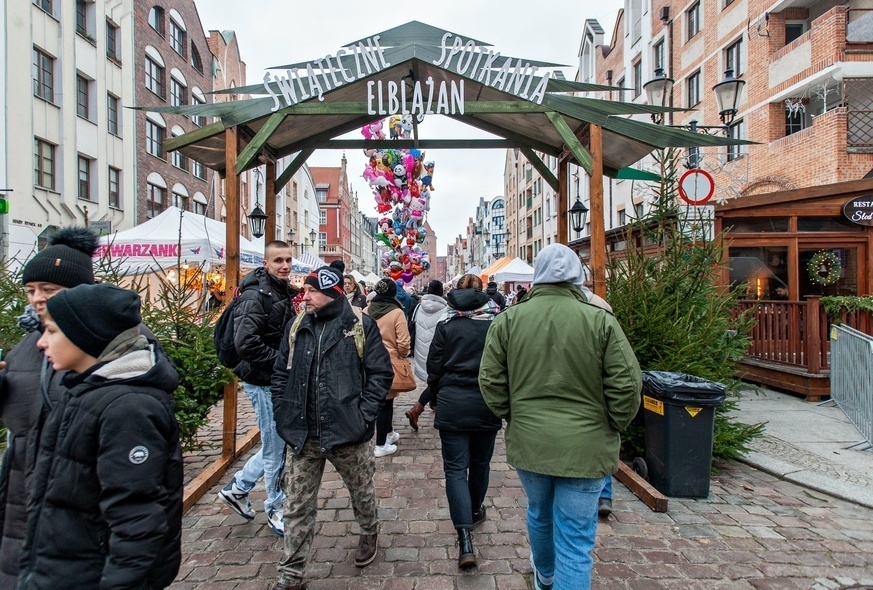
[182,428,260,513]
[614,461,669,513]
[223,127,241,459]
[446,113,561,156]
[273,115,375,158]
[265,160,276,242]
[275,149,314,193]
[235,112,286,175]
[521,148,559,192]
[307,139,519,150]
[165,120,225,153]
[557,157,569,245]
[589,124,607,299]
[546,111,594,176]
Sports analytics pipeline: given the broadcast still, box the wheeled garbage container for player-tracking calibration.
[641,371,727,498]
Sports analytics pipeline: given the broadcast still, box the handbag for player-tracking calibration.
[390,355,417,393]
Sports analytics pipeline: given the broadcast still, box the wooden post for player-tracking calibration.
[265,159,276,242]
[557,157,568,245]
[222,127,241,459]
[589,124,606,299]
[805,295,822,374]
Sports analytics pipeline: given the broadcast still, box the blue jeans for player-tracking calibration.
[232,383,286,514]
[601,476,612,500]
[439,430,498,529]
[516,469,605,590]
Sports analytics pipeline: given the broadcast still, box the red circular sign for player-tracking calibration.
[678,169,715,205]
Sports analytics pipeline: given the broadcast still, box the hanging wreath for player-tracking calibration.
[807,250,842,286]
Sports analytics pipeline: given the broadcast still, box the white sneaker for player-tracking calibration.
[386,431,400,445]
[267,510,284,537]
[374,443,397,457]
[218,481,255,520]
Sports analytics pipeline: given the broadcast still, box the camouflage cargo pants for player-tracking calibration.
[277,439,378,584]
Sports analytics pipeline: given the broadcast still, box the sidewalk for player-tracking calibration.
[173,386,873,590]
[732,385,873,509]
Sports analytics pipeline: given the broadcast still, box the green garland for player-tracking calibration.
[807,250,842,286]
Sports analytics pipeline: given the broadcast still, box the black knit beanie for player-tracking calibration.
[22,226,98,287]
[427,280,444,297]
[329,260,346,273]
[46,284,142,358]
[374,278,397,297]
[304,267,345,299]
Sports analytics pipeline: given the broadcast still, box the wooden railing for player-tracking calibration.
[739,297,873,374]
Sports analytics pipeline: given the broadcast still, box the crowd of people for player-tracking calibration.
[0,228,642,590]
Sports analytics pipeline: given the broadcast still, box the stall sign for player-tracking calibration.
[842,196,873,226]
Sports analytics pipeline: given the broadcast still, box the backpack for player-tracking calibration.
[213,288,271,369]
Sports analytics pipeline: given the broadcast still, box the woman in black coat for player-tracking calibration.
[344,275,368,308]
[426,274,501,571]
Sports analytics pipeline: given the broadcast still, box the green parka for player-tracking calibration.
[478,282,642,478]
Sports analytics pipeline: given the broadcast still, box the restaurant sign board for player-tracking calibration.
[842,196,873,226]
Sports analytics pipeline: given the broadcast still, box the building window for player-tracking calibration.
[78,156,93,201]
[618,209,627,225]
[172,147,187,170]
[633,60,643,98]
[319,209,327,224]
[147,183,165,218]
[614,77,625,102]
[725,38,743,77]
[172,191,188,210]
[687,71,701,107]
[785,22,806,45]
[109,167,121,209]
[191,94,205,126]
[654,40,665,72]
[316,188,328,202]
[634,202,644,218]
[75,0,87,35]
[785,108,806,136]
[34,138,55,190]
[76,75,90,119]
[145,57,164,98]
[190,44,203,73]
[630,0,643,44]
[727,119,745,161]
[319,232,327,247]
[32,47,54,102]
[106,21,119,61]
[146,120,165,159]
[193,201,206,215]
[107,94,120,135]
[687,2,701,40]
[170,78,186,107]
[148,6,164,36]
[169,19,186,57]
[192,159,206,180]
[33,0,52,15]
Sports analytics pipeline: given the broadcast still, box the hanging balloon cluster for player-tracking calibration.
[361,115,433,284]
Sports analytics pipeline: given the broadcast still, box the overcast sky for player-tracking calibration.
[194,1,623,255]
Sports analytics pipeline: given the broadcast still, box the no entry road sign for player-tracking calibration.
[678,169,715,205]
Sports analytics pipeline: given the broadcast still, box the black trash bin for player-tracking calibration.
[641,371,727,498]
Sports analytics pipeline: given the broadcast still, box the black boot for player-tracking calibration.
[457,528,476,569]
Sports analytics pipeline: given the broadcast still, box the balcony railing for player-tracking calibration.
[319,244,342,255]
[847,8,873,43]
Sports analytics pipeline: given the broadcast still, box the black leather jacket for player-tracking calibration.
[271,297,393,454]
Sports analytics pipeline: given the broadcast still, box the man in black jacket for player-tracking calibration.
[270,266,393,590]
[485,280,506,310]
[219,241,295,537]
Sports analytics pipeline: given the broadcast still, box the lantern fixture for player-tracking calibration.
[643,67,674,124]
[713,68,745,125]
[248,203,267,239]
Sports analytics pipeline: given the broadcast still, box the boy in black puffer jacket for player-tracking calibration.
[18,284,182,590]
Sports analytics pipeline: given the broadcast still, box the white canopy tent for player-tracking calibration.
[492,258,535,283]
[364,272,381,286]
[95,207,264,275]
[248,237,325,274]
[349,270,367,283]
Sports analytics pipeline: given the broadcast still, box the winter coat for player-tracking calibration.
[427,289,501,432]
[233,267,295,386]
[346,290,367,309]
[0,331,65,588]
[479,282,642,479]
[365,304,411,400]
[411,294,448,382]
[18,335,183,590]
[485,286,506,310]
[271,298,394,455]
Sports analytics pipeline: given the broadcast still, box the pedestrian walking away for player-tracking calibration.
[427,273,502,570]
[219,241,297,537]
[19,283,183,590]
[405,279,448,431]
[270,266,393,590]
[479,244,641,590]
[0,227,99,588]
[485,280,506,310]
[365,278,412,457]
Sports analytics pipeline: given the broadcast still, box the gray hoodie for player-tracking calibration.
[532,244,612,312]
[412,294,448,381]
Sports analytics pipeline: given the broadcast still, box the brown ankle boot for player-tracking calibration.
[405,402,425,432]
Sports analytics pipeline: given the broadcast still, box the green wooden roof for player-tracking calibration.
[153,20,750,179]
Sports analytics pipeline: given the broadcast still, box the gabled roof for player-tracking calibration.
[152,21,748,182]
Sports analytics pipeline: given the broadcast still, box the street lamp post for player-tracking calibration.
[249,169,267,239]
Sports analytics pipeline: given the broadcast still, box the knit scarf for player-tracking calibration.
[446,299,500,321]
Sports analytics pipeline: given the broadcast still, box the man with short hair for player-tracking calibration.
[219,241,296,536]
[479,244,641,590]
[270,266,393,590]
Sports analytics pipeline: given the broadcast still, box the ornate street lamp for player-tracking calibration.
[248,203,267,238]
[569,198,588,234]
[643,67,674,124]
[713,69,746,125]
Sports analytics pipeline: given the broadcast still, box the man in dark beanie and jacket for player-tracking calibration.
[0,226,98,588]
[270,266,393,590]
[19,283,183,590]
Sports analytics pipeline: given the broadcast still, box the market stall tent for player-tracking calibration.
[492,257,535,283]
[479,256,513,282]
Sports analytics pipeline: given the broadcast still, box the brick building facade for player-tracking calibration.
[311,157,352,266]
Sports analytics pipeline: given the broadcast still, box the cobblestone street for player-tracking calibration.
[172,389,873,590]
